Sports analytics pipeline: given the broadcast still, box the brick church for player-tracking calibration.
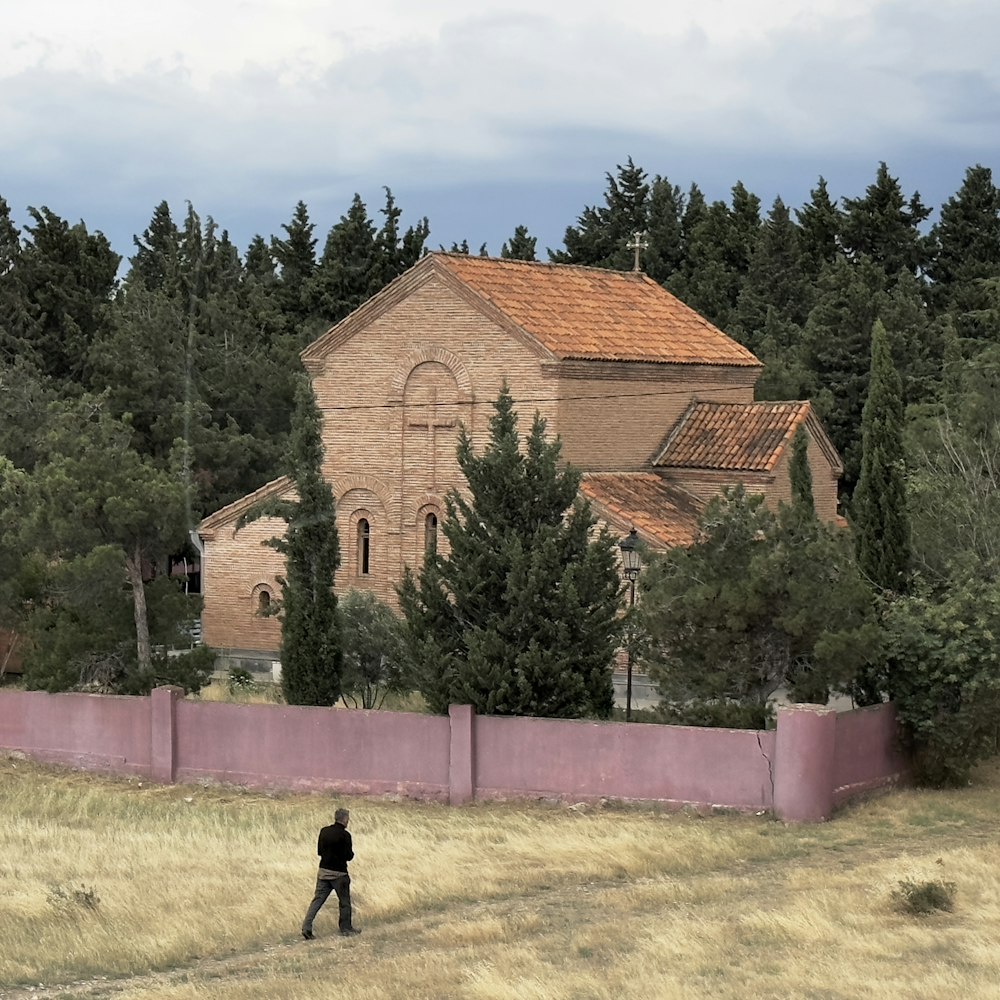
[198,253,842,668]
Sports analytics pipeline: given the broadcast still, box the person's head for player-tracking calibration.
[334,807,350,827]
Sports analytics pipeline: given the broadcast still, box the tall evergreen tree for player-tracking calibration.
[802,256,889,490]
[15,207,120,384]
[841,162,931,278]
[310,194,378,325]
[129,200,181,295]
[789,424,814,510]
[271,200,318,335]
[500,225,538,261]
[852,319,910,593]
[398,385,622,718]
[796,177,843,280]
[238,378,342,706]
[926,164,1000,339]
[0,198,36,365]
[551,157,650,269]
[735,196,810,351]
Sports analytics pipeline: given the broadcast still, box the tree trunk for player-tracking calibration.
[125,545,153,673]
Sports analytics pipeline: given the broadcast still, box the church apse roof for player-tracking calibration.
[653,401,842,474]
[579,473,705,548]
[433,254,762,367]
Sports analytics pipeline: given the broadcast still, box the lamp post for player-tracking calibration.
[618,528,642,722]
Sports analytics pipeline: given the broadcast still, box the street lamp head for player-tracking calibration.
[619,527,642,581]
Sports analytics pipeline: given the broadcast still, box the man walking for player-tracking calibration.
[302,807,361,939]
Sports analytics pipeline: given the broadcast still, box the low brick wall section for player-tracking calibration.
[0,689,909,823]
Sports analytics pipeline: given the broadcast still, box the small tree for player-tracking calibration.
[398,385,622,718]
[641,486,878,727]
[338,589,405,709]
[239,378,342,706]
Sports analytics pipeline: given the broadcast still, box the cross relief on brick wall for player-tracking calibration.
[404,363,460,488]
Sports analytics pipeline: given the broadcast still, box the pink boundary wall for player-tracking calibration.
[0,689,910,822]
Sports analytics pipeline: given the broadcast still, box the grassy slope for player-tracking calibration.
[1,753,998,999]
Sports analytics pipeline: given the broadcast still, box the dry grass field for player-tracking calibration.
[1,752,999,1000]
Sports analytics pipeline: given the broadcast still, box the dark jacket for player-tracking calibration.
[317,821,354,873]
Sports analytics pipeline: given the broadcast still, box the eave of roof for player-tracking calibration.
[580,472,706,549]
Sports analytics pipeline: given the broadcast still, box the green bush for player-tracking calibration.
[120,646,216,696]
[883,578,1000,786]
[227,666,256,694]
[892,878,956,916]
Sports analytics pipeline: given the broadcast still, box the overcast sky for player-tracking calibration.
[2,0,998,264]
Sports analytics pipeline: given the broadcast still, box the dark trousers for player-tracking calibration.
[302,874,352,934]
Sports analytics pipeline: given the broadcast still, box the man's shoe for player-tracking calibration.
[340,928,362,936]
[302,930,315,940]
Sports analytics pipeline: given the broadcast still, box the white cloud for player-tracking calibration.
[1,0,997,254]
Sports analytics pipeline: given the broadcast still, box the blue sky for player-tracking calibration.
[2,0,998,265]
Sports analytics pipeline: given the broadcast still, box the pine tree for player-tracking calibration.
[310,194,378,325]
[551,157,650,269]
[372,187,429,287]
[796,177,842,280]
[841,162,931,278]
[852,319,910,593]
[398,385,622,718]
[500,225,537,261]
[802,256,888,491]
[735,197,810,351]
[16,207,120,384]
[238,378,342,706]
[271,201,318,334]
[129,201,181,295]
[642,176,685,284]
[927,164,1000,339]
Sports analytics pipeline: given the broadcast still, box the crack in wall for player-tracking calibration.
[757,730,775,806]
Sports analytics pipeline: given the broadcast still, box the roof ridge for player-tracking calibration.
[431,251,652,280]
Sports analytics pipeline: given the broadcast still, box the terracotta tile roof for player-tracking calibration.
[434,254,761,367]
[653,401,813,472]
[580,473,705,549]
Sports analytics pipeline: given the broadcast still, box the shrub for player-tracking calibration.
[227,667,256,694]
[883,577,1000,786]
[892,878,956,916]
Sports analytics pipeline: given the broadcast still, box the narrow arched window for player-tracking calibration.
[257,590,271,614]
[357,519,371,575]
[424,512,438,553]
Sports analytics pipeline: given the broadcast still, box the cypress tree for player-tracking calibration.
[789,424,814,510]
[399,385,622,718]
[239,378,342,706]
[852,319,910,592]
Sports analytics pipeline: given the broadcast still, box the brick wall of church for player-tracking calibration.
[310,275,558,609]
[200,515,285,657]
[550,362,758,470]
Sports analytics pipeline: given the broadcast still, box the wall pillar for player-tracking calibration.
[151,685,183,784]
[773,704,837,823]
[448,704,475,805]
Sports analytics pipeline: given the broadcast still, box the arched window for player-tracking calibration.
[357,518,371,575]
[424,512,438,553]
[257,590,271,614]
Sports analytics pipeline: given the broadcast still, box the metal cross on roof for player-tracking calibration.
[626,230,649,272]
